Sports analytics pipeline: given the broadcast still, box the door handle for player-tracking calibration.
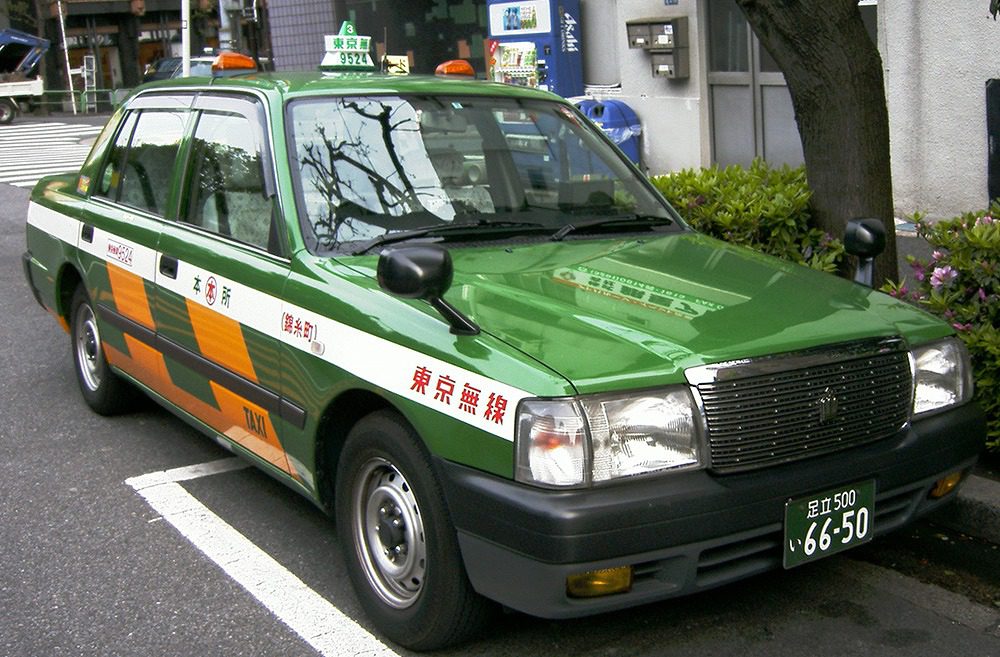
[81,224,94,243]
[159,255,178,279]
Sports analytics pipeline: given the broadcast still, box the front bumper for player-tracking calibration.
[437,402,985,619]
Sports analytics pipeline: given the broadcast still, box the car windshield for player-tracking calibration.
[287,94,681,254]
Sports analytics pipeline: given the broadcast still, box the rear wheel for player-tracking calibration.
[0,98,16,125]
[335,410,492,650]
[70,285,139,415]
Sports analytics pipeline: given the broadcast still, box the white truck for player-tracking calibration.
[0,29,49,125]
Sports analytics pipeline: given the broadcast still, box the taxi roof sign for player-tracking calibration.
[320,21,375,72]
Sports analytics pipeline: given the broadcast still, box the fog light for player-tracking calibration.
[929,472,964,498]
[566,566,633,598]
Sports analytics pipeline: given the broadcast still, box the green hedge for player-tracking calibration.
[649,158,844,271]
[883,208,1000,451]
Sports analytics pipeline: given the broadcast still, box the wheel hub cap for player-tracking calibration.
[353,458,427,609]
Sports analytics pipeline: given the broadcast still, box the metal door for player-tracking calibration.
[706,0,803,168]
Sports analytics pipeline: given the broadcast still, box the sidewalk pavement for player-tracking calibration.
[930,471,1000,545]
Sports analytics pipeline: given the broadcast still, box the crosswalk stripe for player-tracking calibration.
[2,137,98,142]
[0,151,94,159]
[0,168,86,181]
[0,120,103,189]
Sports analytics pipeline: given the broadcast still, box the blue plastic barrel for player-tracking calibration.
[575,99,642,165]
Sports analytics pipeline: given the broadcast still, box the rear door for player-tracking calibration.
[151,92,299,479]
[77,96,191,392]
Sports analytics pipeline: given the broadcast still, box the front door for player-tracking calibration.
[152,93,296,478]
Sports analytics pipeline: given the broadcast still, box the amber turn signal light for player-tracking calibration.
[929,471,964,498]
[566,566,633,598]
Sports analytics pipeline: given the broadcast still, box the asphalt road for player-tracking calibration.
[3,172,999,656]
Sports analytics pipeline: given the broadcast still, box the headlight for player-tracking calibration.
[515,387,701,488]
[911,338,973,416]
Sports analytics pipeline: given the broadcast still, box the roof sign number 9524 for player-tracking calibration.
[340,52,367,66]
[783,479,875,569]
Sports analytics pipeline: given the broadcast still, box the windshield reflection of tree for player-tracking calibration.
[297,98,453,250]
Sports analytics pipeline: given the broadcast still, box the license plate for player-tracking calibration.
[783,480,875,569]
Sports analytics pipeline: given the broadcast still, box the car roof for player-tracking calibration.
[135,70,566,104]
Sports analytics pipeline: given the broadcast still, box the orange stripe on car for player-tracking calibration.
[211,382,290,474]
[104,337,295,478]
[106,263,155,329]
[186,299,258,383]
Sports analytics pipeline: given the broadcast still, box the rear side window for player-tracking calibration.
[95,111,138,200]
[96,109,187,216]
[182,109,275,251]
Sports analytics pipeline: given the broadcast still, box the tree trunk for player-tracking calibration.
[734,0,898,285]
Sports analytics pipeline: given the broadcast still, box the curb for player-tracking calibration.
[928,474,1000,545]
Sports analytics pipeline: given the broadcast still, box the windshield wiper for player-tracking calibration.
[550,215,674,242]
[350,219,548,255]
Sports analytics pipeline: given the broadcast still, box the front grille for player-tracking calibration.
[688,338,912,473]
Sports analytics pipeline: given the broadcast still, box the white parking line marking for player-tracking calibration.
[126,458,400,657]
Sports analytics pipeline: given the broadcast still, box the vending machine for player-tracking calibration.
[486,0,583,98]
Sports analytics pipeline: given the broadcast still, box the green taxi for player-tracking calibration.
[22,34,985,651]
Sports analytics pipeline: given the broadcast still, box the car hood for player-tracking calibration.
[441,233,948,394]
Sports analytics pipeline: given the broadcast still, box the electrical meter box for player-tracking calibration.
[625,17,689,79]
[626,17,688,50]
[651,50,689,79]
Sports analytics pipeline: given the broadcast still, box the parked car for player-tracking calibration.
[170,52,257,78]
[141,56,181,83]
[23,29,985,651]
[143,52,257,83]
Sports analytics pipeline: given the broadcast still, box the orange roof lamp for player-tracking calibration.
[212,52,257,73]
[435,59,475,77]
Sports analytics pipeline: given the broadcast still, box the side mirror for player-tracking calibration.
[377,245,480,336]
[844,218,886,288]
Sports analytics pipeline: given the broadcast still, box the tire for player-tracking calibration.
[70,285,139,415]
[335,410,493,650]
[0,98,15,125]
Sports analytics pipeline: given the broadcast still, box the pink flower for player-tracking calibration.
[976,214,994,226]
[888,285,909,299]
[952,322,973,332]
[910,261,926,281]
[932,250,944,261]
[930,265,957,289]
[979,288,988,302]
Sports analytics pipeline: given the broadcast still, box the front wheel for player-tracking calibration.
[70,285,139,415]
[335,410,492,650]
[0,98,16,125]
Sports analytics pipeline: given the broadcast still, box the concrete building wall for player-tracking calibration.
[580,0,709,174]
[882,3,997,219]
[268,0,334,70]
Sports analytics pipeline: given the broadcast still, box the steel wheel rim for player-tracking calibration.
[352,457,427,609]
[74,303,103,392]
